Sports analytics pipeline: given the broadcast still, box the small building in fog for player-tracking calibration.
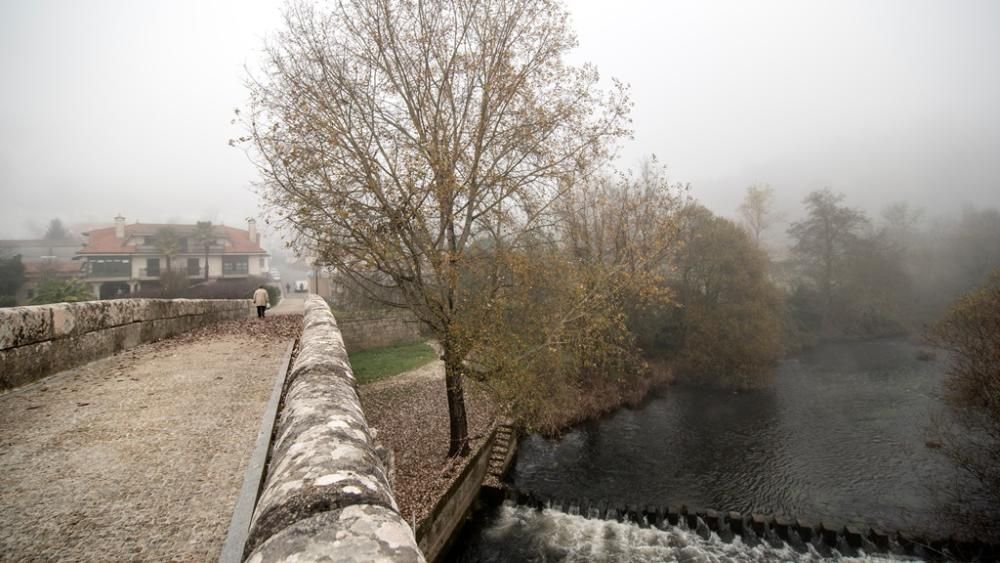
[0,238,84,305]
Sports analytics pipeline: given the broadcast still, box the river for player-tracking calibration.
[449,339,968,562]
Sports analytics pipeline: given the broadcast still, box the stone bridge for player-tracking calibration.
[0,296,426,562]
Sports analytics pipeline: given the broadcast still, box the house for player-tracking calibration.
[18,259,85,303]
[76,216,270,299]
[0,238,84,305]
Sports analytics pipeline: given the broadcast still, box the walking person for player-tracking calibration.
[253,285,270,318]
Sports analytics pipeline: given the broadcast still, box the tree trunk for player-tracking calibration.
[443,340,470,457]
[441,205,470,457]
[204,246,210,280]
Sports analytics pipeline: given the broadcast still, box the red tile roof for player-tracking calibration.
[78,223,266,255]
[220,225,268,253]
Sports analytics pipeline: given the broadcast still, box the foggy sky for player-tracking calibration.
[1,0,998,241]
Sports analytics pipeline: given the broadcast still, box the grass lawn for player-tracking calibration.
[349,341,438,385]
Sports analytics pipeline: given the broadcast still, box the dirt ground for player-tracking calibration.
[0,316,300,563]
[359,357,498,527]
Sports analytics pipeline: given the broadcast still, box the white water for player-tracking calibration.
[466,505,922,563]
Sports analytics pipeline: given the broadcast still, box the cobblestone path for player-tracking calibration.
[0,333,289,562]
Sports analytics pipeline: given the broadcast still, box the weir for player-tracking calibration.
[490,486,999,561]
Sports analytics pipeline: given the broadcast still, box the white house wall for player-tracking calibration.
[130,258,144,279]
[249,255,268,276]
[206,256,223,278]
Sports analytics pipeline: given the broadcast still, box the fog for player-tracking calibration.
[1,0,998,240]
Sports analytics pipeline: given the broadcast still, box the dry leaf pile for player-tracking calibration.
[359,363,498,526]
[164,314,303,346]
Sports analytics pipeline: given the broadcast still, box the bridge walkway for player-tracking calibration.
[268,293,306,316]
[0,316,298,562]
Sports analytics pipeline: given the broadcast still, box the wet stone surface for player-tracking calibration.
[0,329,289,562]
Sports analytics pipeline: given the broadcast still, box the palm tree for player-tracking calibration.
[192,221,215,280]
[153,227,182,272]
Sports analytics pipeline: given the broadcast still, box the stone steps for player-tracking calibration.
[483,422,516,487]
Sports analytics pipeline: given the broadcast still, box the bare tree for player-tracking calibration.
[880,202,923,253]
[43,218,70,241]
[738,184,777,245]
[787,188,868,321]
[241,0,631,455]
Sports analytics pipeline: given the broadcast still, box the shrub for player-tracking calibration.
[927,270,1000,539]
[31,278,94,305]
[159,270,190,297]
[264,284,280,306]
[0,254,25,296]
[133,276,279,302]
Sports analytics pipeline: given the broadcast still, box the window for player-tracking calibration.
[187,258,200,276]
[146,258,160,276]
[26,288,35,299]
[259,257,266,268]
[222,256,248,275]
[89,257,131,277]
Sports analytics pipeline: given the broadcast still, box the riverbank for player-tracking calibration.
[509,357,675,436]
[358,358,499,526]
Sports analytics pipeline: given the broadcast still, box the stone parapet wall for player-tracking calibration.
[337,312,425,352]
[0,299,251,390]
[415,428,497,562]
[244,295,424,562]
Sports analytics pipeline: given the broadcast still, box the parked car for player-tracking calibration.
[294,280,308,293]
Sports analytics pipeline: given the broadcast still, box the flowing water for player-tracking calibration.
[451,504,921,562]
[450,339,967,561]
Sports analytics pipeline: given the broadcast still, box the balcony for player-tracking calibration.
[85,267,131,279]
[139,267,206,279]
[220,269,250,278]
[86,271,130,280]
[133,243,226,254]
[83,256,131,279]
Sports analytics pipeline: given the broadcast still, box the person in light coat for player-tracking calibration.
[253,285,270,318]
